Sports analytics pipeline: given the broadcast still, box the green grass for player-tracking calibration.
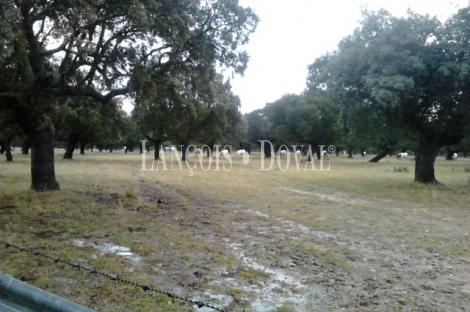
[1,150,470,311]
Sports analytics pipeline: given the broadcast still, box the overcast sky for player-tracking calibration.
[230,0,470,114]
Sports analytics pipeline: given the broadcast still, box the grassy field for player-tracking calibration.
[1,150,470,311]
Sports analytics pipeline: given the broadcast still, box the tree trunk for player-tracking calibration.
[13,105,60,191]
[109,148,113,153]
[360,147,366,156]
[445,149,457,160]
[80,142,85,155]
[22,139,31,155]
[5,136,13,161]
[181,143,189,161]
[244,143,251,154]
[348,146,353,158]
[208,140,216,157]
[415,141,441,184]
[369,147,391,163]
[5,147,13,161]
[264,141,272,158]
[29,129,60,191]
[64,141,77,159]
[153,140,162,160]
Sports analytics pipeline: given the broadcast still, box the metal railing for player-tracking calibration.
[0,272,96,312]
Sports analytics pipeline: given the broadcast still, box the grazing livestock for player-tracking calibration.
[279,150,287,156]
[236,149,246,155]
[396,152,408,160]
[194,148,202,155]
[296,150,301,155]
[319,150,329,159]
[220,149,229,156]
[452,153,458,160]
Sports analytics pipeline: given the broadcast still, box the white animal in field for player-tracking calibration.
[279,150,287,156]
[452,153,458,160]
[236,149,246,155]
[220,149,229,156]
[194,148,202,155]
[396,152,408,160]
[296,150,301,155]
[164,146,176,152]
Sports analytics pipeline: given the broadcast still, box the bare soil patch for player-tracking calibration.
[83,179,469,311]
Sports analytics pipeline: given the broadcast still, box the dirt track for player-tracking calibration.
[124,180,470,312]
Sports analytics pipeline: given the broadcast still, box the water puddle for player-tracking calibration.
[223,240,325,311]
[72,239,143,264]
[191,236,328,311]
[192,290,234,312]
[247,209,338,242]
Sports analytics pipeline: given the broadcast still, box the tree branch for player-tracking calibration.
[55,87,129,104]
[41,37,70,55]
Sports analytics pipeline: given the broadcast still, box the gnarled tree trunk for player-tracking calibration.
[369,147,391,163]
[80,142,86,155]
[414,141,441,184]
[64,141,78,159]
[30,127,60,191]
[14,104,60,191]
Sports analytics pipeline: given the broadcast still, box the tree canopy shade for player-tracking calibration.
[132,67,242,161]
[54,97,124,159]
[0,0,258,191]
[307,9,470,184]
[0,108,21,161]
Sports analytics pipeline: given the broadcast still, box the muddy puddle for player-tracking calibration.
[72,239,143,265]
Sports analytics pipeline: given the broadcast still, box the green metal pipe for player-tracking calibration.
[0,272,96,312]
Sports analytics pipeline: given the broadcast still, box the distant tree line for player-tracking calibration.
[244,8,470,184]
[0,0,258,191]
